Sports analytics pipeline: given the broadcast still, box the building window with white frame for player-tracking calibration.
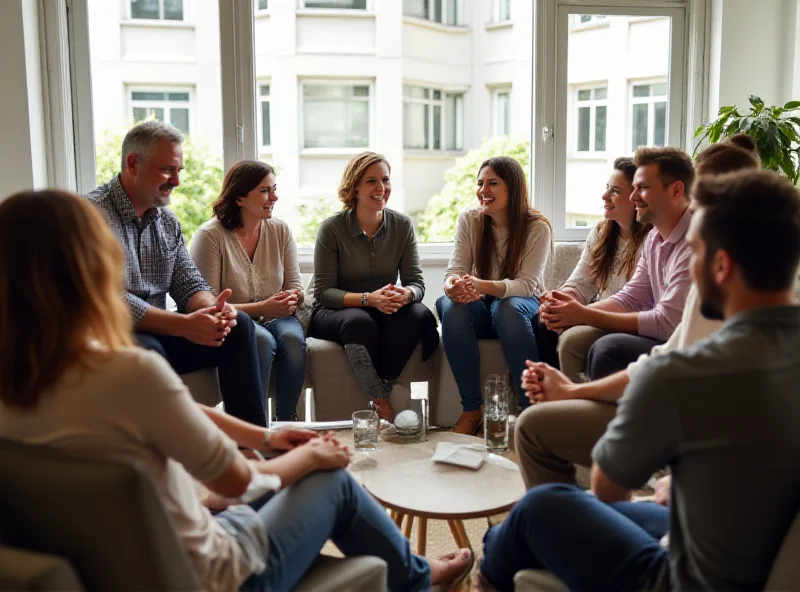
[304,0,367,8]
[257,0,268,10]
[130,90,191,134]
[130,0,184,21]
[302,83,370,149]
[575,86,607,153]
[258,83,271,149]
[403,85,464,151]
[630,81,667,150]
[403,0,463,26]
[493,0,510,23]
[493,88,510,136]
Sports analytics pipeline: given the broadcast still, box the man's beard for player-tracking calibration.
[153,185,175,207]
[698,264,725,321]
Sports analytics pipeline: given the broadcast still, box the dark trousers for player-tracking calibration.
[136,310,266,427]
[309,303,433,380]
[480,483,669,592]
[586,333,664,380]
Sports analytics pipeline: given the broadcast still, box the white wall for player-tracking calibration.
[0,0,47,197]
[709,0,800,116]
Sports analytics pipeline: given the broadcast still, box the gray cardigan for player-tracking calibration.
[313,208,425,309]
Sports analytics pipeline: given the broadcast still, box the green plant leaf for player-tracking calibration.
[783,100,800,110]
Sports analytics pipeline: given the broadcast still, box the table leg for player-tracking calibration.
[455,520,471,550]
[390,509,398,523]
[447,520,466,548]
[403,514,414,539]
[417,517,427,555]
[393,511,405,528]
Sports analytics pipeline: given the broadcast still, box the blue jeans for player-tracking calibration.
[480,483,669,592]
[227,469,430,592]
[253,317,307,421]
[436,295,540,412]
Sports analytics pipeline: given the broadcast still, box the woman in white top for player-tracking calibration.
[0,190,473,592]
[191,161,306,421]
[536,157,651,380]
[436,156,553,435]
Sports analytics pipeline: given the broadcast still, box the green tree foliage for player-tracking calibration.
[295,198,341,246]
[94,128,223,243]
[694,95,800,183]
[417,137,531,242]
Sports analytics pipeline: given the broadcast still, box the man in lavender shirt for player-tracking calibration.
[539,147,694,379]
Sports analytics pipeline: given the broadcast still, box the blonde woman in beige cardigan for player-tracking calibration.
[191,161,306,421]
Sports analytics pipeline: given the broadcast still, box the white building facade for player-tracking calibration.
[87,0,668,240]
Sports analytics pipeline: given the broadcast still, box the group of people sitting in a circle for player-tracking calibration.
[0,119,798,591]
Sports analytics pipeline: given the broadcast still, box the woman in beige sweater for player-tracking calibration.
[436,156,552,435]
[191,161,306,421]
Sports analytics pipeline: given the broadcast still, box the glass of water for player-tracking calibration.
[484,377,510,453]
[352,410,379,453]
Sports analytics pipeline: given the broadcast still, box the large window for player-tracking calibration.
[536,2,687,237]
[403,0,463,26]
[403,86,464,151]
[302,83,370,149]
[258,83,271,150]
[574,86,607,153]
[304,0,367,9]
[493,0,511,23]
[630,81,668,150]
[130,0,183,21]
[130,90,191,135]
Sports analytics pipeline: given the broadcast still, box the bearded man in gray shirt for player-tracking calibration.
[472,169,800,591]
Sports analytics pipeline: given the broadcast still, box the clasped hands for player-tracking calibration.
[261,289,302,319]
[368,284,413,315]
[538,290,588,331]
[184,288,238,347]
[446,274,483,304]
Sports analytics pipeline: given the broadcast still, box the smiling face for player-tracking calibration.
[354,161,391,213]
[128,138,183,210]
[236,172,278,223]
[476,166,510,221]
[629,164,674,226]
[602,169,636,227]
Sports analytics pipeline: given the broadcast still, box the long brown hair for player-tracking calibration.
[474,156,552,280]
[588,157,652,291]
[213,160,276,230]
[337,151,391,210]
[0,190,133,408]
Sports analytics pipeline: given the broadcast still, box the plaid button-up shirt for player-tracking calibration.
[87,176,211,323]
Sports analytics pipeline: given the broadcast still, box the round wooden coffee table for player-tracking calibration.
[348,430,525,556]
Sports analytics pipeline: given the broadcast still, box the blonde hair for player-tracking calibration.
[0,190,133,408]
[337,151,391,210]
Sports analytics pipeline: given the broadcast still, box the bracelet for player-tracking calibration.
[361,292,369,307]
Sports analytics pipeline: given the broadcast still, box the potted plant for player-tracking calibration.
[693,95,800,183]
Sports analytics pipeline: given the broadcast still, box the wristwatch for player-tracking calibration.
[361,292,369,307]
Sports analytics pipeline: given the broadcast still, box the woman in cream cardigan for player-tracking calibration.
[436,156,552,435]
[191,161,306,421]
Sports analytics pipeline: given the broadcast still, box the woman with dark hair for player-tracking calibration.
[0,189,474,592]
[536,157,651,380]
[309,151,438,422]
[436,156,553,435]
[191,161,306,421]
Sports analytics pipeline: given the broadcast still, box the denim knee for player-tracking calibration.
[277,328,306,360]
[255,323,277,360]
[436,295,472,327]
[493,297,538,336]
[514,483,581,529]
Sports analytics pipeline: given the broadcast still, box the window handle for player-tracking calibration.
[541,126,553,143]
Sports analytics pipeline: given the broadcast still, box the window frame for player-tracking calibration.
[257,81,272,151]
[402,84,465,152]
[492,0,511,23]
[128,0,187,22]
[403,0,465,26]
[256,0,269,12]
[299,80,373,152]
[628,79,669,151]
[302,0,369,9]
[492,87,511,137]
[572,85,608,155]
[534,0,692,242]
[128,87,194,135]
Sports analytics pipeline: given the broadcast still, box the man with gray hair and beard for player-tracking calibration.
[87,121,267,427]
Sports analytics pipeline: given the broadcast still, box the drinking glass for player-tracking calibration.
[395,396,428,442]
[484,376,510,453]
[352,410,379,453]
